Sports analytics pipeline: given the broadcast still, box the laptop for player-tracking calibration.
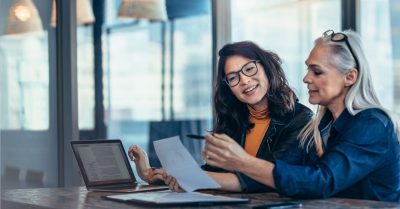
[71,139,169,193]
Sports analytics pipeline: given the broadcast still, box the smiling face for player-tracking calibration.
[225,55,269,110]
[303,44,353,111]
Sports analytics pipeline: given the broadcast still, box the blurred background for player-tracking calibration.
[0,0,399,189]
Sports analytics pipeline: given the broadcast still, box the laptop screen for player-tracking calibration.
[71,140,136,187]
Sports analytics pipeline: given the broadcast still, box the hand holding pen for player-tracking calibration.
[201,133,252,171]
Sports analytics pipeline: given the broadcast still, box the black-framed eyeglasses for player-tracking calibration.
[323,30,359,69]
[223,60,260,87]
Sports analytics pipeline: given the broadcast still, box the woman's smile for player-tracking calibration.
[243,84,258,95]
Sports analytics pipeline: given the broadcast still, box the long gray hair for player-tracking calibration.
[299,30,400,156]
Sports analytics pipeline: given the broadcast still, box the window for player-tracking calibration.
[231,0,341,108]
[103,1,213,177]
[360,0,400,114]
[170,16,212,120]
[0,0,59,189]
[77,26,95,129]
[0,30,49,131]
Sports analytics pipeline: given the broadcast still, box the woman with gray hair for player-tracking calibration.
[203,30,400,201]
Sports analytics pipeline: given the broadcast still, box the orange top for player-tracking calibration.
[244,106,271,157]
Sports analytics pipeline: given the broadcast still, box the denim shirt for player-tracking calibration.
[273,108,400,202]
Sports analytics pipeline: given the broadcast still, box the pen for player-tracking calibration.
[186,134,206,140]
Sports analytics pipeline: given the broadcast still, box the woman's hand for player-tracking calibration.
[163,174,185,192]
[127,145,152,182]
[128,145,166,184]
[147,168,166,184]
[203,133,252,172]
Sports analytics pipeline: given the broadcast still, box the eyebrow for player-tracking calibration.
[227,68,242,74]
[306,63,321,70]
[226,66,245,74]
[226,60,256,74]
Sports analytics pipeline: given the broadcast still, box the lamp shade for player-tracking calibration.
[118,0,167,21]
[5,0,43,35]
[166,0,210,19]
[50,0,95,27]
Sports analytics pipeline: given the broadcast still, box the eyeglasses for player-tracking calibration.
[223,60,260,87]
[323,30,359,69]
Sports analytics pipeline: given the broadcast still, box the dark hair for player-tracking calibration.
[213,41,297,141]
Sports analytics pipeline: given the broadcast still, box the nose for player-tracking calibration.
[303,71,311,84]
[239,72,251,85]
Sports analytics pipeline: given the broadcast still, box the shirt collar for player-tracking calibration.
[319,108,352,133]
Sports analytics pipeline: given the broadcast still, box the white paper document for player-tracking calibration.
[105,190,248,205]
[153,136,220,192]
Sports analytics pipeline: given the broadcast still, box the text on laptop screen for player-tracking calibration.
[75,143,131,182]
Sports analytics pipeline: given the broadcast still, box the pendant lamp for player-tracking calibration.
[50,0,95,27]
[118,0,167,21]
[5,0,43,35]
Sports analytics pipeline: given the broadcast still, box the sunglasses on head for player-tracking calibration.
[323,30,359,69]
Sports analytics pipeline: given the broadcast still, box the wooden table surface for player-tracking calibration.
[2,186,400,209]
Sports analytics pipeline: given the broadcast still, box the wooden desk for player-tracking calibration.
[1,186,400,209]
